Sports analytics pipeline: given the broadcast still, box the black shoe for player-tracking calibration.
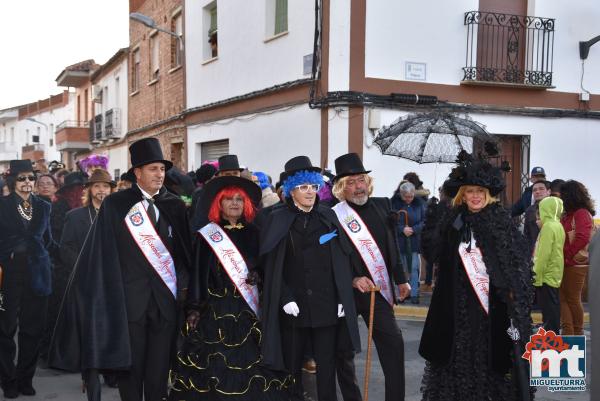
[2,384,19,399]
[103,373,119,388]
[18,383,36,396]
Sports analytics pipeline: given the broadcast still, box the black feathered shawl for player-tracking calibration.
[419,202,533,373]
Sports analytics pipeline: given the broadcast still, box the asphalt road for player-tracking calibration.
[12,319,591,401]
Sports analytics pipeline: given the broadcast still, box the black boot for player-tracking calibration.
[18,380,36,396]
[2,381,19,399]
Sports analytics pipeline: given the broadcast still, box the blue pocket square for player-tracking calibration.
[319,230,338,245]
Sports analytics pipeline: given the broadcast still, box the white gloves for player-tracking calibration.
[283,302,300,317]
[337,304,345,318]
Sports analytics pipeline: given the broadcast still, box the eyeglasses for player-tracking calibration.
[294,184,320,193]
[16,175,36,182]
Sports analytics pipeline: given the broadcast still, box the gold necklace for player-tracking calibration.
[17,201,33,221]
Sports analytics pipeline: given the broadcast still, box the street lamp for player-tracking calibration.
[130,12,184,51]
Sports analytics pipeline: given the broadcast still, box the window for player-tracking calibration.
[150,33,160,81]
[203,2,218,60]
[115,77,120,106]
[10,127,14,144]
[171,11,183,68]
[200,139,228,163]
[266,0,288,37]
[132,48,141,92]
[274,0,288,34]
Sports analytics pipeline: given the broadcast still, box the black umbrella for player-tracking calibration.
[374,112,496,164]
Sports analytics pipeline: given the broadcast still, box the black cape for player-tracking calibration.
[419,202,533,373]
[259,203,361,371]
[49,185,192,372]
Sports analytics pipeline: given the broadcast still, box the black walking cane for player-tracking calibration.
[507,318,531,401]
[397,210,412,280]
[0,264,4,311]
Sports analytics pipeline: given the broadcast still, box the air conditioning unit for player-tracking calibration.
[92,85,103,103]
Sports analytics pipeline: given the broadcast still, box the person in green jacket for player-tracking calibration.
[533,196,566,333]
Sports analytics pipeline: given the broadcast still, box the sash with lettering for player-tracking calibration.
[333,201,394,305]
[199,222,261,318]
[458,241,489,314]
[124,202,177,298]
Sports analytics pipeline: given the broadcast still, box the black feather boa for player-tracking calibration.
[442,202,534,340]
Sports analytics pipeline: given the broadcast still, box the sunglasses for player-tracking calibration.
[16,175,36,182]
[295,184,320,193]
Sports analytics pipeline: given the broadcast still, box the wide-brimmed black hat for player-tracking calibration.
[85,169,116,188]
[216,155,244,173]
[58,171,87,193]
[280,156,321,182]
[7,160,35,176]
[445,142,510,198]
[128,138,173,173]
[199,176,261,213]
[333,153,371,182]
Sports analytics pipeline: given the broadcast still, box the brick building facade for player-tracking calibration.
[128,0,187,171]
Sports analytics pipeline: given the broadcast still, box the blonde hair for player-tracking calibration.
[452,185,497,208]
[332,174,374,201]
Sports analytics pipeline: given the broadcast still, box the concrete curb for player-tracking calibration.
[394,305,590,324]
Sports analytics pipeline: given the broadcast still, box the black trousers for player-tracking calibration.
[0,252,48,388]
[117,294,176,401]
[282,323,338,401]
[536,284,561,334]
[337,293,405,401]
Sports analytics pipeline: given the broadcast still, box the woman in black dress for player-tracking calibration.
[419,146,534,401]
[169,176,290,401]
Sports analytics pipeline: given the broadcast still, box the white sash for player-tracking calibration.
[333,201,394,305]
[458,242,490,314]
[124,201,177,298]
[199,223,261,318]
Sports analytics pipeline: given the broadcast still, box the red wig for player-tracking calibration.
[208,186,256,224]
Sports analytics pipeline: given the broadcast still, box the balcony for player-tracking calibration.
[92,114,103,144]
[55,120,91,152]
[104,108,121,139]
[21,143,46,162]
[462,11,555,88]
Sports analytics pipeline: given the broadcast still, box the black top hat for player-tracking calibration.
[7,160,35,176]
[217,155,244,173]
[280,156,321,182]
[333,153,371,182]
[58,172,87,194]
[199,176,261,214]
[129,138,173,172]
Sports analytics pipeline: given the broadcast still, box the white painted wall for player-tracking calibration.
[13,93,76,163]
[186,104,321,179]
[185,0,315,107]
[93,58,128,138]
[364,0,600,94]
[328,0,351,91]
[365,0,478,85]
[343,108,600,209]
[107,144,128,180]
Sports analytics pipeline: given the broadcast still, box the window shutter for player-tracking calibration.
[274,0,288,34]
[209,7,218,34]
[201,139,229,162]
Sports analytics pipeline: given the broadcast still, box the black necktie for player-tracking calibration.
[146,197,157,226]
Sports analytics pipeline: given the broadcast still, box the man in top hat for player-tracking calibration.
[49,138,192,401]
[0,160,54,398]
[511,166,547,217]
[190,154,245,231]
[330,153,410,401]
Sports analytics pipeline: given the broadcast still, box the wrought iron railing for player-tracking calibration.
[104,108,121,138]
[463,11,555,87]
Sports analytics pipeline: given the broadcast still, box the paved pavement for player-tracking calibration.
[9,317,591,401]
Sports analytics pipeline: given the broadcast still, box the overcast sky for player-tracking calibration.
[0,0,129,110]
